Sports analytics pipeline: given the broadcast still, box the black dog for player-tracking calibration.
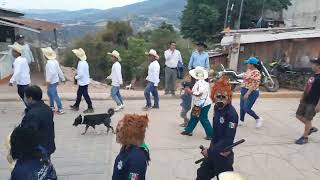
[73,108,115,135]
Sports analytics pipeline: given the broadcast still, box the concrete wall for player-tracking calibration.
[283,0,320,28]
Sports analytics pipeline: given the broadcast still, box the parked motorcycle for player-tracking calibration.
[270,60,312,91]
[216,61,279,92]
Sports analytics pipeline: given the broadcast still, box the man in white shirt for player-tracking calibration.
[8,43,31,106]
[42,47,66,115]
[15,34,35,64]
[144,49,160,111]
[107,50,124,112]
[70,48,94,114]
[164,41,183,95]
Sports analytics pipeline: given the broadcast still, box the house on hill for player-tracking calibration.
[0,8,61,83]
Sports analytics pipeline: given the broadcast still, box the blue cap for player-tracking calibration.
[245,57,259,65]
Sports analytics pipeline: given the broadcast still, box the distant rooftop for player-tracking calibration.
[0,7,24,17]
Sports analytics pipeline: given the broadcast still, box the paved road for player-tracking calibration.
[0,99,320,180]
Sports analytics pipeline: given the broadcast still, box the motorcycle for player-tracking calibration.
[216,61,279,92]
[270,60,312,91]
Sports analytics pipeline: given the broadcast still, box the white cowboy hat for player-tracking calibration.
[72,48,87,61]
[8,42,23,54]
[218,172,245,180]
[41,47,57,60]
[145,49,159,60]
[107,50,121,61]
[189,66,209,80]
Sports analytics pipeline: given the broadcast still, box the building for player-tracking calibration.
[220,27,320,71]
[0,8,61,83]
[283,0,320,28]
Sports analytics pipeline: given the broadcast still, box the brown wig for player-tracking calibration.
[210,76,233,103]
[116,114,149,146]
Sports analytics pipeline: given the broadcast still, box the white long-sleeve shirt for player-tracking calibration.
[10,56,31,85]
[146,60,160,86]
[110,61,123,87]
[22,44,34,64]
[46,59,65,84]
[75,60,90,86]
[164,49,183,68]
[192,80,212,107]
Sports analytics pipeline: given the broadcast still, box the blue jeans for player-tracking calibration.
[144,82,159,108]
[111,86,123,106]
[240,87,260,121]
[47,83,62,110]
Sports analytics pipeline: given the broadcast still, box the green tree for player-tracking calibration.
[101,21,133,49]
[181,0,292,42]
[181,0,220,42]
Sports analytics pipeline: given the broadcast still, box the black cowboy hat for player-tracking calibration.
[310,57,320,65]
[196,42,208,49]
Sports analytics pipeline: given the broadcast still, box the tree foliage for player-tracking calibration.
[181,0,292,42]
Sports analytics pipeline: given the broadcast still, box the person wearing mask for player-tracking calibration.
[164,41,183,96]
[196,78,239,180]
[42,47,66,115]
[14,34,35,65]
[20,85,56,157]
[144,49,160,111]
[107,50,124,112]
[239,57,263,128]
[8,43,31,106]
[70,48,94,113]
[295,58,320,145]
[112,114,150,180]
[181,66,213,140]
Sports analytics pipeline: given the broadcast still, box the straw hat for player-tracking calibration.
[8,42,23,54]
[189,66,209,80]
[145,49,159,60]
[218,172,245,180]
[72,48,87,61]
[41,47,57,60]
[107,50,121,61]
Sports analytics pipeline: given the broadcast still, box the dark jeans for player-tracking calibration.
[74,85,93,109]
[240,87,260,121]
[196,152,234,180]
[144,82,159,108]
[17,85,29,106]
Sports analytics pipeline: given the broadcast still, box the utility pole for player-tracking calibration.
[236,0,245,30]
[224,0,231,29]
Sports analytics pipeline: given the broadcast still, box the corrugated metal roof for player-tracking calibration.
[0,16,61,31]
[221,29,320,46]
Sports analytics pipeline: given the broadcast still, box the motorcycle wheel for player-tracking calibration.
[264,77,279,92]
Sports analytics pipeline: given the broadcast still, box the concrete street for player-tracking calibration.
[0,98,320,180]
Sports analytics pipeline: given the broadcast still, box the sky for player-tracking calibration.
[1,0,145,10]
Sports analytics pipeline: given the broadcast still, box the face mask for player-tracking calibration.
[216,101,225,109]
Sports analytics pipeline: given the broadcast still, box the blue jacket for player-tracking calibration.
[21,101,56,155]
[209,104,239,157]
[112,145,148,180]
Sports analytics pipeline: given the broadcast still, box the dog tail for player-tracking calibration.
[108,108,115,116]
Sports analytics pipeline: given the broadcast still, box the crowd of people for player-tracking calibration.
[5,34,320,180]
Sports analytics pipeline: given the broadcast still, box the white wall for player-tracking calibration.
[283,0,320,28]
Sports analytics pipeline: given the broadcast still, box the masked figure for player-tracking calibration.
[196,77,239,180]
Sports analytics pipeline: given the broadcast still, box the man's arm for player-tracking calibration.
[56,61,65,82]
[205,54,210,70]
[75,62,83,80]
[178,51,183,64]
[116,64,123,85]
[188,53,194,70]
[45,63,53,84]
[9,61,20,84]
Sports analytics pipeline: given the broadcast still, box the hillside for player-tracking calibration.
[25,0,186,43]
